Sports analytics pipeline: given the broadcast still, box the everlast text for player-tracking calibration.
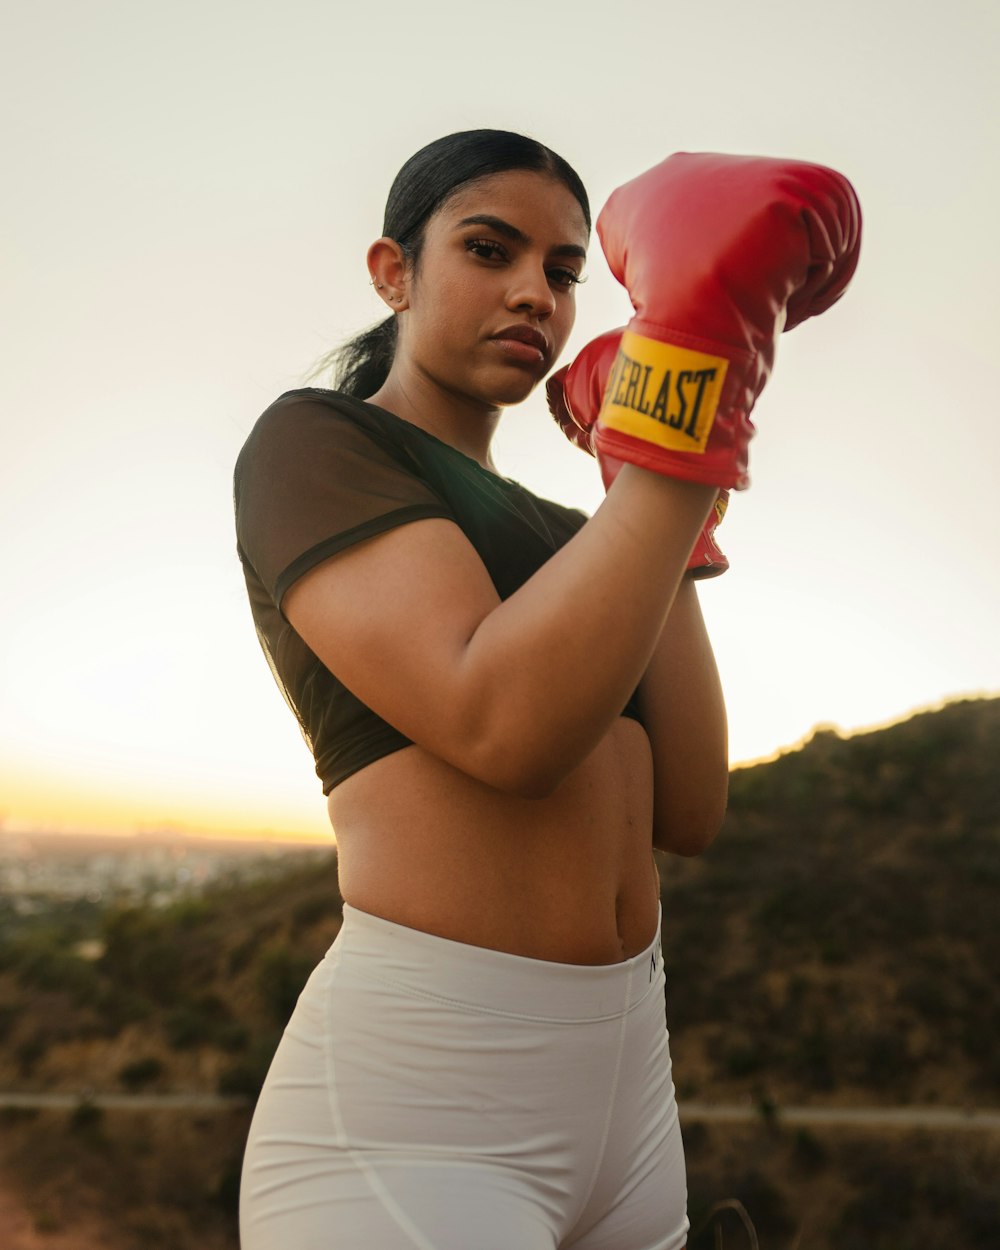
[597,330,728,456]
[604,349,717,441]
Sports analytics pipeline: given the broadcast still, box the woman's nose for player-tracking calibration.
[506,263,556,319]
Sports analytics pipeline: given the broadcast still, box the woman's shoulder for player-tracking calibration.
[248,387,389,438]
[236,388,418,479]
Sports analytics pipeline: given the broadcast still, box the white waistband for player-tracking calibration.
[328,902,663,1023]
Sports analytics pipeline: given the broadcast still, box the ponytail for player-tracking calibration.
[304,315,397,396]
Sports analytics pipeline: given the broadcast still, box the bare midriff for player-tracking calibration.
[326,717,659,965]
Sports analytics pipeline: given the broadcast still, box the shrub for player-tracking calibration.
[100,908,185,1001]
[15,1035,47,1076]
[292,893,333,931]
[161,989,245,1052]
[14,938,101,1002]
[217,1032,282,1100]
[69,1098,104,1135]
[0,1001,16,1042]
[119,1057,165,1090]
[92,984,153,1036]
[255,945,315,1024]
[791,1024,836,1091]
[791,1127,828,1174]
[165,1004,214,1050]
[214,1154,243,1216]
[723,1040,767,1079]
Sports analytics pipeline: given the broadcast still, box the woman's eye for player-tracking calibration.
[548,267,583,290]
[465,238,507,262]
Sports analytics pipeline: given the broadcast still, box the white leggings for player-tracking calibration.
[240,903,688,1250]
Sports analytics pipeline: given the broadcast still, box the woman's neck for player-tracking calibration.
[366,370,503,473]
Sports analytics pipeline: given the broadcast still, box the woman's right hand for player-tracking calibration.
[591,152,863,490]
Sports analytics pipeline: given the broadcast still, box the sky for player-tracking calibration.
[2,0,998,840]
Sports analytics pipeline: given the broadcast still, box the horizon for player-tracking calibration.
[4,689,994,844]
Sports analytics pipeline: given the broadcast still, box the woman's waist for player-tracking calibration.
[327,720,659,963]
[335,865,661,964]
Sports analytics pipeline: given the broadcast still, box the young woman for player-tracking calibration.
[234,129,860,1250]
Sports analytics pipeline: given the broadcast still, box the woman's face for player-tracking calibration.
[397,170,589,408]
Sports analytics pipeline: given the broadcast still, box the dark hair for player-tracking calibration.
[304,130,591,396]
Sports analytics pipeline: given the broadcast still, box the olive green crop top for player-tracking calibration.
[233,388,644,794]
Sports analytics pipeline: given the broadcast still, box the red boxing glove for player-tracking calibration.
[546,328,623,478]
[687,488,729,579]
[547,328,729,577]
[592,152,862,490]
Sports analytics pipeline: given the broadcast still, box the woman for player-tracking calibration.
[234,129,860,1249]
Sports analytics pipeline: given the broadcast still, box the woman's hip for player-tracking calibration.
[240,903,684,1248]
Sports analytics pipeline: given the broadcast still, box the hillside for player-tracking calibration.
[1,694,997,1248]
[661,694,1000,1110]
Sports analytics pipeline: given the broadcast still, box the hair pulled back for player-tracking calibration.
[305,130,590,396]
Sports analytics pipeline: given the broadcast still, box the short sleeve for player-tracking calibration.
[234,394,454,613]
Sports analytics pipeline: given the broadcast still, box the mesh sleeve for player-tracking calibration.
[234,395,454,613]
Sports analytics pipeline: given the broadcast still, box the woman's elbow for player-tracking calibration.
[478,749,573,801]
[652,789,729,857]
[451,725,571,801]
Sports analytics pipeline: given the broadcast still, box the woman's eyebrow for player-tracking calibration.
[456,214,587,260]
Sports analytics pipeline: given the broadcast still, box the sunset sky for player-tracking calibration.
[2,0,998,840]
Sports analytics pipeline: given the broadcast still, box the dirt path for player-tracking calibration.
[0,1183,106,1250]
[0,1091,246,1111]
[680,1102,1000,1130]
[3,1091,998,1131]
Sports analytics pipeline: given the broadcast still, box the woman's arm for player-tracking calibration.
[637,578,729,856]
[284,465,716,799]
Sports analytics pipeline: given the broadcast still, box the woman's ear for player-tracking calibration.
[367,238,410,311]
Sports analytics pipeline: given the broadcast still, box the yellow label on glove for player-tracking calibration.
[598,330,729,455]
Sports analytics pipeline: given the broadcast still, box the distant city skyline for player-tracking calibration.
[1,828,328,907]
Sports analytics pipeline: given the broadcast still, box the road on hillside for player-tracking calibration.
[680,1102,1000,1130]
[0,1091,247,1111]
[2,1091,999,1129]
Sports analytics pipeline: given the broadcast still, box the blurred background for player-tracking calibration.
[2,3,998,1247]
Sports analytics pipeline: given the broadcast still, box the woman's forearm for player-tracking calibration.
[636,578,729,854]
[459,466,718,795]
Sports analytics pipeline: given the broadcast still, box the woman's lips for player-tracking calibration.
[490,326,549,366]
[492,336,546,365]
